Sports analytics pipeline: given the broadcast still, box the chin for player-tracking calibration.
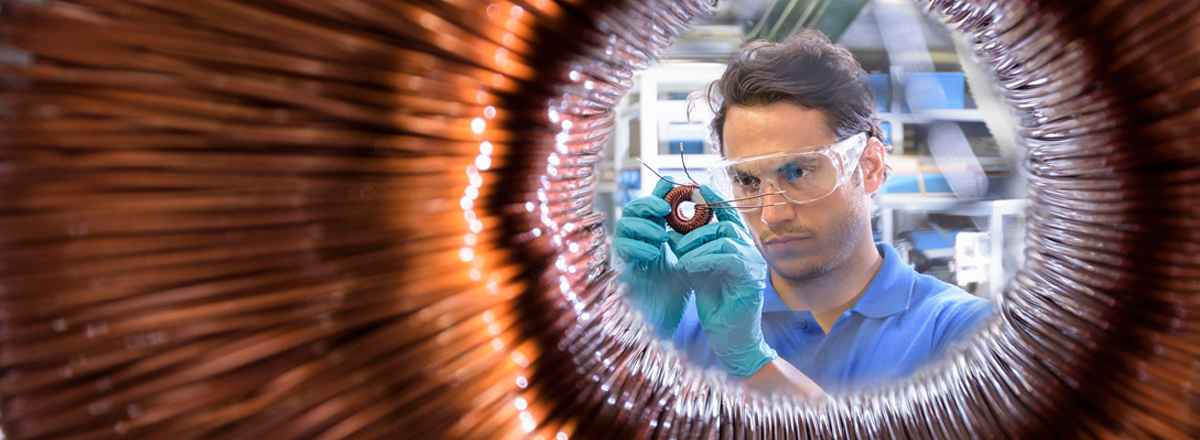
[768,256,834,281]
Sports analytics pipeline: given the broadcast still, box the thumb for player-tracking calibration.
[699,185,747,227]
[651,176,676,199]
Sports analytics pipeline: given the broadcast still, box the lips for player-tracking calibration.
[763,236,809,251]
[764,236,806,245]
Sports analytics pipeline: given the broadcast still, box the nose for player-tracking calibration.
[758,182,795,227]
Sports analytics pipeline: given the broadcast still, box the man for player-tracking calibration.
[614,30,991,398]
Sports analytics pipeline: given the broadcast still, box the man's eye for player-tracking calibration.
[733,174,760,188]
[782,164,813,182]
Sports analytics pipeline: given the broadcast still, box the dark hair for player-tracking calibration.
[696,29,887,160]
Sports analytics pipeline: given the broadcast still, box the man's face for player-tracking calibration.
[721,102,871,281]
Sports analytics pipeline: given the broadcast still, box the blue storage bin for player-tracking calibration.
[908,230,961,253]
[668,141,704,154]
[900,72,965,112]
[879,174,953,194]
[664,122,706,155]
[618,170,641,205]
[864,74,890,113]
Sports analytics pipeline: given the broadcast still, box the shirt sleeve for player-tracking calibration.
[930,290,994,360]
[671,295,724,370]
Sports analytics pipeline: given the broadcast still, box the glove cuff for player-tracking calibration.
[716,339,778,379]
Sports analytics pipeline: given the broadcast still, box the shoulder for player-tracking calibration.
[914,274,991,323]
[911,271,989,309]
[908,273,992,353]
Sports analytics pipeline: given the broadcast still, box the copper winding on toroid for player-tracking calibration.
[638,149,729,234]
[662,185,712,234]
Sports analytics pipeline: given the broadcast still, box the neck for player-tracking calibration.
[771,232,884,333]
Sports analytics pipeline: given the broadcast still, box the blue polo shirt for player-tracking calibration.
[671,243,992,393]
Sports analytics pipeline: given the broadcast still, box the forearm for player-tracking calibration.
[739,358,826,400]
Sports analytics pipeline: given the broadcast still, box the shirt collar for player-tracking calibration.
[762,279,791,313]
[760,243,914,318]
[848,243,913,318]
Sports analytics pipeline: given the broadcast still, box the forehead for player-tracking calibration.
[722,102,835,160]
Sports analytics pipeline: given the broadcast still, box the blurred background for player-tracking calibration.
[597,0,1027,301]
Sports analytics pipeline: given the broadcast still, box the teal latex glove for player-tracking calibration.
[675,185,777,378]
[613,178,691,339]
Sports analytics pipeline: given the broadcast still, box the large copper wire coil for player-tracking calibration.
[0,0,1198,439]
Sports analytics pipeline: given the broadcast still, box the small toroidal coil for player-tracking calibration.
[662,185,712,234]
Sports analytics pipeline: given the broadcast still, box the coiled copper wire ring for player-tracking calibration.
[2,0,1200,439]
[662,185,712,234]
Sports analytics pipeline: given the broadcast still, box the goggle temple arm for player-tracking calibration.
[835,134,870,184]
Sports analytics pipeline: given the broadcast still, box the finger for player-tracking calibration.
[674,222,743,256]
[651,176,676,199]
[612,237,664,263]
[621,195,671,221]
[679,246,765,282]
[666,230,685,253]
[615,216,669,244]
[678,237,742,267]
[699,185,747,226]
[678,237,762,272]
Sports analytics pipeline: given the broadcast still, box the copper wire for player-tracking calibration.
[0,0,1198,439]
[661,185,711,234]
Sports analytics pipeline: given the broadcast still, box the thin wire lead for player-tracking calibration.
[638,157,788,208]
[694,193,789,208]
[679,144,699,186]
[637,158,695,187]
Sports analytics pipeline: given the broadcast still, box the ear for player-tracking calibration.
[860,137,887,194]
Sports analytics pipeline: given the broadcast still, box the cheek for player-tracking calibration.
[741,212,767,235]
[810,190,845,212]
[808,189,859,229]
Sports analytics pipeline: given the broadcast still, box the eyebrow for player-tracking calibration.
[782,155,822,166]
[730,166,760,178]
[763,157,816,177]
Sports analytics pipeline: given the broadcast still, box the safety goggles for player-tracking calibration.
[708,133,869,211]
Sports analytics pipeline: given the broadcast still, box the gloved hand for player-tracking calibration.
[674,185,776,379]
[612,178,691,339]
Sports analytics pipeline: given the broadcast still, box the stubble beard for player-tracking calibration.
[760,195,870,283]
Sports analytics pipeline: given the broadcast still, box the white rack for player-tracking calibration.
[877,194,1025,299]
[613,62,727,200]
